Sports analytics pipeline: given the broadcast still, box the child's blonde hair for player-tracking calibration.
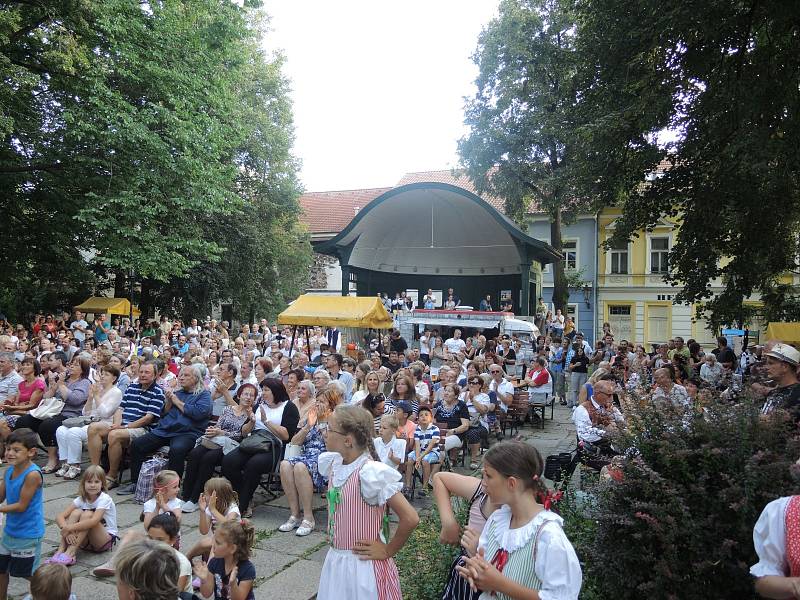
[333,405,378,461]
[204,476,238,515]
[114,538,181,600]
[152,469,180,499]
[30,563,72,600]
[79,465,108,501]
[217,519,256,562]
[380,412,399,431]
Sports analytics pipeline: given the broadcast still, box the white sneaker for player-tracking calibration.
[56,463,70,477]
[296,519,315,536]
[278,516,302,532]
[181,501,198,514]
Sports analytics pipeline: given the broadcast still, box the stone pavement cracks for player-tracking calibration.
[4,404,576,599]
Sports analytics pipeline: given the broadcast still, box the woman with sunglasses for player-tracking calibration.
[459,377,491,470]
[278,385,342,536]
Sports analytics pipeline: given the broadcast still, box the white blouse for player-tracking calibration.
[478,505,582,600]
[751,496,793,577]
[317,452,403,505]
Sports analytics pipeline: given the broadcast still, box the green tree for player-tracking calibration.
[572,0,800,329]
[0,0,309,321]
[459,0,585,314]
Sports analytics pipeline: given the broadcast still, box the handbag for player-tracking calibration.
[62,415,101,428]
[29,397,65,420]
[200,436,222,450]
[239,429,276,454]
[283,443,302,460]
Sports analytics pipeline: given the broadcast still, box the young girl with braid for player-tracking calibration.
[457,440,582,600]
[316,405,419,600]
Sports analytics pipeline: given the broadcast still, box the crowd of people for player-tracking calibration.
[0,310,590,599]
[4,307,800,599]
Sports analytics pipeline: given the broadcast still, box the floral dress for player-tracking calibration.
[286,424,328,489]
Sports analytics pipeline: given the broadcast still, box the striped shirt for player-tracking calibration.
[121,382,165,426]
[413,424,440,451]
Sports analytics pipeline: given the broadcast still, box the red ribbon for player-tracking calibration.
[490,548,509,573]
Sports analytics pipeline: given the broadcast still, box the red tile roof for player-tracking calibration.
[298,188,392,235]
[395,169,507,212]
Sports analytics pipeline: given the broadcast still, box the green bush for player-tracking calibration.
[563,397,800,600]
[396,501,467,600]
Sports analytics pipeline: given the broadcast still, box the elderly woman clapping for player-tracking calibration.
[122,364,212,494]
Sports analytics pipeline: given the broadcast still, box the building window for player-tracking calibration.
[650,237,670,274]
[562,240,578,271]
[647,305,669,344]
[609,240,628,274]
[608,305,632,340]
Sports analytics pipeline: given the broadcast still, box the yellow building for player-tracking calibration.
[596,207,725,350]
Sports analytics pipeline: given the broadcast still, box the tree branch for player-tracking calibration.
[5,15,50,46]
[0,162,62,173]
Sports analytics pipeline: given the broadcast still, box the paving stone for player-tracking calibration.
[259,529,327,556]
[249,547,300,579]
[258,558,323,600]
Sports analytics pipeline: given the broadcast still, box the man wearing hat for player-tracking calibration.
[760,343,800,419]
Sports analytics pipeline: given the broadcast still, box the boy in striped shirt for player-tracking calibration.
[405,406,440,497]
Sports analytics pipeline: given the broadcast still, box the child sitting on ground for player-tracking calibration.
[146,513,192,594]
[0,428,45,600]
[374,413,406,470]
[185,476,240,562]
[92,469,182,577]
[193,520,256,600]
[48,466,117,566]
[22,563,76,600]
[403,406,440,498]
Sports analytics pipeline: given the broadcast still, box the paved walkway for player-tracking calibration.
[4,405,576,599]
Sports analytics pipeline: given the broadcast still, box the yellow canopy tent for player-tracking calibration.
[278,295,392,329]
[74,297,141,318]
[765,322,800,346]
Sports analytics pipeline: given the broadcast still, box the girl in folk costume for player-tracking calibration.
[457,440,582,600]
[316,405,419,600]
[751,494,800,598]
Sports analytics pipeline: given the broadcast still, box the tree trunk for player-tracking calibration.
[248,305,255,328]
[550,209,569,313]
[113,271,127,299]
[139,279,152,320]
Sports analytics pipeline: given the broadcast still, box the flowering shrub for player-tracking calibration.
[565,396,800,599]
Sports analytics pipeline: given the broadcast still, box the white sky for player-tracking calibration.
[262,1,499,192]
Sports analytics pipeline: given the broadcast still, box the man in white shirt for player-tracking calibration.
[185,319,201,342]
[444,329,467,356]
[0,352,23,404]
[70,310,89,349]
[573,380,624,456]
[488,364,515,412]
[325,353,353,402]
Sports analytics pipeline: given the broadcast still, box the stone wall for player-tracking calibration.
[309,252,338,289]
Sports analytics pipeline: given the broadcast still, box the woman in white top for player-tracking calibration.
[350,361,372,404]
[55,364,123,480]
[352,371,382,406]
[460,376,491,470]
[751,495,800,598]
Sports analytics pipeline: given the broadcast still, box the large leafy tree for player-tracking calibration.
[573,0,800,328]
[0,0,309,321]
[459,0,587,314]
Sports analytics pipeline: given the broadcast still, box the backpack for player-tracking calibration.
[134,453,169,504]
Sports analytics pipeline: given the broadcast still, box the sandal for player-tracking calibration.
[296,519,315,536]
[106,477,119,490]
[243,507,253,519]
[41,464,59,474]
[64,465,81,480]
[279,515,302,532]
[46,552,76,566]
